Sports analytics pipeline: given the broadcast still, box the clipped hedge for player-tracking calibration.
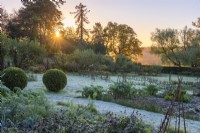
[1,67,27,91]
[43,69,67,92]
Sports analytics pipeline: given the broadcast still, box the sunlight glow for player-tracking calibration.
[55,31,60,38]
[62,17,76,28]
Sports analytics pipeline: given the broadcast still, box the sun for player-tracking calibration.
[55,31,60,38]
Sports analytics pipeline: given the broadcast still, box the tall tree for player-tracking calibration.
[71,3,90,44]
[6,0,63,48]
[104,22,142,60]
[0,6,9,32]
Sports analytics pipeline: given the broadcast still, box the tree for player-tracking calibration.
[0,6,9,32]
[90,22,106,54]
[151,27,200,67]
[6,0,63,48]
[0,33,9,70]
[71,3,90,44]
[193,18,200,28]
[104,22,142,60]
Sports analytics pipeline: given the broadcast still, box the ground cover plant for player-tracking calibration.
[0,80,154,133]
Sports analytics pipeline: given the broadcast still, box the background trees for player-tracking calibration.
[104,22,142,60]
[151,27,200,67]
[6,0,63,48]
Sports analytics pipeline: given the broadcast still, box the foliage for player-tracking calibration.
[109,81,135,99]
[7,39,46,69]
[0,90,52,131]
[151,27,200,67]
[115,54,140,73]
[0,80,11,97]
[55,49,114,72]
[81,85,104,99]
[1,67,28,91]
[164,90,191,103]
[43,69,67,92]
[6,0,63,47]
[144,85,158,96]
[0,33,9,70]
[104,22,142,60]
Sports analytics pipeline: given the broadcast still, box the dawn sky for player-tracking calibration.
[0,0,200,46]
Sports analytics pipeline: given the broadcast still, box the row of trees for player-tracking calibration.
[1,0,200,70]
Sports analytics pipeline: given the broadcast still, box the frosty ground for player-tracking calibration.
[26,73,200,133]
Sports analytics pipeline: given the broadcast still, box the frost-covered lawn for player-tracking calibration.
[26,73,198,97]
[25,73,200,133]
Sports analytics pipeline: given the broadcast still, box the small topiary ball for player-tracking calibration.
[2,67,28,91]
[43,69,67,92]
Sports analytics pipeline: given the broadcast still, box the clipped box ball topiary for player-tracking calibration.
[43,69,67,92]
[2,67,28,91]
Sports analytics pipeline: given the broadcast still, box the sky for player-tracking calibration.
[0,0,200,47]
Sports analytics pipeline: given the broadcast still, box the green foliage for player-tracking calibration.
[0,80,11,97]
[115,54,140,73]
[55,49,114,72]
[7,39,46,69]
[0,90,52,130]
[104,22,142,60]
[144,85,158,96]
[164,90,191,103]
[109,81,135,99]
[43,69,67,92]
[0,33,9,70]
[1,67,28,91]
[81,85,104,99]
[151,27,200,67]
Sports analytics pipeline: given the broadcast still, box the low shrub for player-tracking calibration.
[144,85,158,96]
[1,67,28,91]
[43,69,67,92]
[164,90,191,103]
[0,90,52,130]
[109,81,134,99]
[81,85,104,99]
[0,80,11,97]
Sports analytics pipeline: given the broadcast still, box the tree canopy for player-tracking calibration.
[6,0,63,48]
[151,27,200,67]
[104,22,142,60]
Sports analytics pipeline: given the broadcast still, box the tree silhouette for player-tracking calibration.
[193,18,200,28]
[71,3,90,44]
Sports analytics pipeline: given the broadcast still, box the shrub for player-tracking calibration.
[164,90,191,103]
[81,85,104,99]
[0,90,52,130]
[109,81,134,99]
[1,67,28,91]
[144,85,158,96]
[0,80,11,97]
[43,69,67,92]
